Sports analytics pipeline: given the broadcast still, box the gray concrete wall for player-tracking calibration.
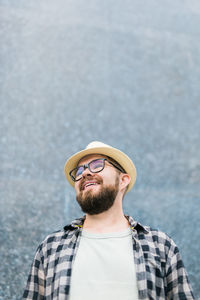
[0,1,199,299]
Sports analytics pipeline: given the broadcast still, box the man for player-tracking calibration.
[23,141,194,299]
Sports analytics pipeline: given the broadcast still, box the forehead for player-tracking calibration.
[77,154,107,165]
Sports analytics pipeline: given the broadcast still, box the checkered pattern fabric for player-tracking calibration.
[23,216,194,299]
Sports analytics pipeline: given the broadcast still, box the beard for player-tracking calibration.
[76,176,119,215]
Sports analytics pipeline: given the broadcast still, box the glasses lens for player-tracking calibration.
[70,159,105,181]
[71,166,84,181]
[89,159,104,173]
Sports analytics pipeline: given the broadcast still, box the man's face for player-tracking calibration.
[74,154,120,215]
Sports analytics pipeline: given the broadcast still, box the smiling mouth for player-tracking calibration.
[82,182,99,191]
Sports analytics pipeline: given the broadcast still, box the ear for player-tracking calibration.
[119,173,131,192]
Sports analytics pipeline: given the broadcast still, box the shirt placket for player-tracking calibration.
[131,230,149,300]
[58,227,82,300]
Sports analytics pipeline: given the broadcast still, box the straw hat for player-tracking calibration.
[64,141,137,193]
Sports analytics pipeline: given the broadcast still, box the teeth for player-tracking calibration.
[85,183,97,188]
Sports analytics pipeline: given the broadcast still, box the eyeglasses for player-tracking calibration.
[69,158,125,182]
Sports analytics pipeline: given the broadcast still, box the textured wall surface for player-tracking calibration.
[0,0,200,299]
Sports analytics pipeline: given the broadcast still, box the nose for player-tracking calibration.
[81,166,93,178]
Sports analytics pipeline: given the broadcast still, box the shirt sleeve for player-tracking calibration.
[165,241,195,300]
[23,245,45,300]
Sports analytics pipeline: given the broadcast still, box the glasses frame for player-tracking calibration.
[69,158,125,182]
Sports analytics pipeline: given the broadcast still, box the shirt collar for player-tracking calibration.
[125,215,149,234]
[64,215,149,234]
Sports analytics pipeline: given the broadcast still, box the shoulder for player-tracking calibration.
[35,229,69,256]
[127,216,178,258]
[36,216,85,254]
[146,226,177,248]
[39,229,67,247]
[137,225,179,260]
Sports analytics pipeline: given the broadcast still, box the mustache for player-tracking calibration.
[80,176,103,191]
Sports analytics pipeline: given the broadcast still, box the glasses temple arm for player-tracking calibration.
[107,160,126,173]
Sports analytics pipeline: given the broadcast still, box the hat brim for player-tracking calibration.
[64,146,137,193]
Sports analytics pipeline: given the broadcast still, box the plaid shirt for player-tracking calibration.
[23,216,194,300]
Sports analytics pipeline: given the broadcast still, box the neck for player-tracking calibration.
[82,200,129,233]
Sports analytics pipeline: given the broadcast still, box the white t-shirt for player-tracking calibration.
[69,227,139,300]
